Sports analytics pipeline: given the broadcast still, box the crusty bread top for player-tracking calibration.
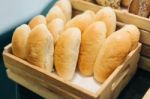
[65,10,95,32]
[54,27,81,80]
[96,7,116,37]
[121,24,140,51]
[94,28,132,83]
[29,15,46,29]
[12,24,31,59]
[55,0,72,21]
[78,21,107,76]
[47,18,64,44]
[26,24,54,69]
[46,5,66,24]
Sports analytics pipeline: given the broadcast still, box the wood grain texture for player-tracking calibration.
[141,44,150,58]
[71,0,150,32]
[139,56,150,72]
[2,43,141,99]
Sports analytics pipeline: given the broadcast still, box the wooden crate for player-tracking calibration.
[2,1,143,98]
[143,88,150,99]
[71,0,150,71]
[3,43,141,99]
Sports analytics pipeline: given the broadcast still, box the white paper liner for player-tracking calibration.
[71,72,101,93]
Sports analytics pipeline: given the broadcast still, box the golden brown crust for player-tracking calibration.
[96,0,121,9]
[94,27,132,83]
[12,24,31,59]
[96,7,116,37]
[121,0,131,7]
[78,21,107,76]
[55,0,72,21]
[129,0,150,17]
[65,10,95,32]
[47,18,64,44]
[54,27,81,80]
[122,24,140,51]
[29,15,47,29]
[26,24,54,72]
[46,5,66,24]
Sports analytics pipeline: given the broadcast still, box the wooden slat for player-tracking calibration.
[139,56,150,72]
[141,44,150,58]
[3,50,97,99]
[71,0,150,32]
[7,70,62,99]
[140,30,150,45]
[3,43,141,99]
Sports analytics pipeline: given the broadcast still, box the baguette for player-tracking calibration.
[26,24,54,72]
[78,21,107,76]
[65,10,95,32]
[122,24,140,51]
[29,15,46,29]
[54,27,81,80]
[47,18,64,44]
[96,7,116,37]
[55,0,72,21]
[94,28,131,83]
[12,24,31,59]
[46,5,66,24]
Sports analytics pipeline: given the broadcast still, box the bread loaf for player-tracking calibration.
[96,7,116,37]
[29,15,46,29]
[55,0,72,21]
[94,28,131,83]
[96,0,121,9]
[129,0,150,18]
[121,0,131,7]
[46,5,66,24]
[78,21,107,76]
[26,24,54,72]
[65,10,95,32]
[122,25,140,51]
[54,27,81,80]
[12,24,31,59]
[47,18,64,44]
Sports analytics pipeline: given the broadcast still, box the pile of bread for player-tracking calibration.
[11,0,140,83]
[84,0,150,18]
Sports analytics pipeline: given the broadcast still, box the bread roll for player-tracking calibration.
[26,24,54,72]
[129,0,150,18]
[47,18,64,44]
[96,0,121,9]
[65,10,95,32]
[46,5,66,24]
[122,25,140,51]
[54,27,81,80]
[12,24,30,59]
[96,7,116,37]
[94,29,131,83]
[121,0,131,7]
[29,15,46,29]
[78,21,107,76]
[55,0,72,21]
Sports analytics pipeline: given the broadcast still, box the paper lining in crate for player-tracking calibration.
[3,43,141,99]
[71,0,150,71]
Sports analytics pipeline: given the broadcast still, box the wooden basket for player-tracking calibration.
[71,0,150,71]
[3,43,141,99]
[3,1,142,99]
